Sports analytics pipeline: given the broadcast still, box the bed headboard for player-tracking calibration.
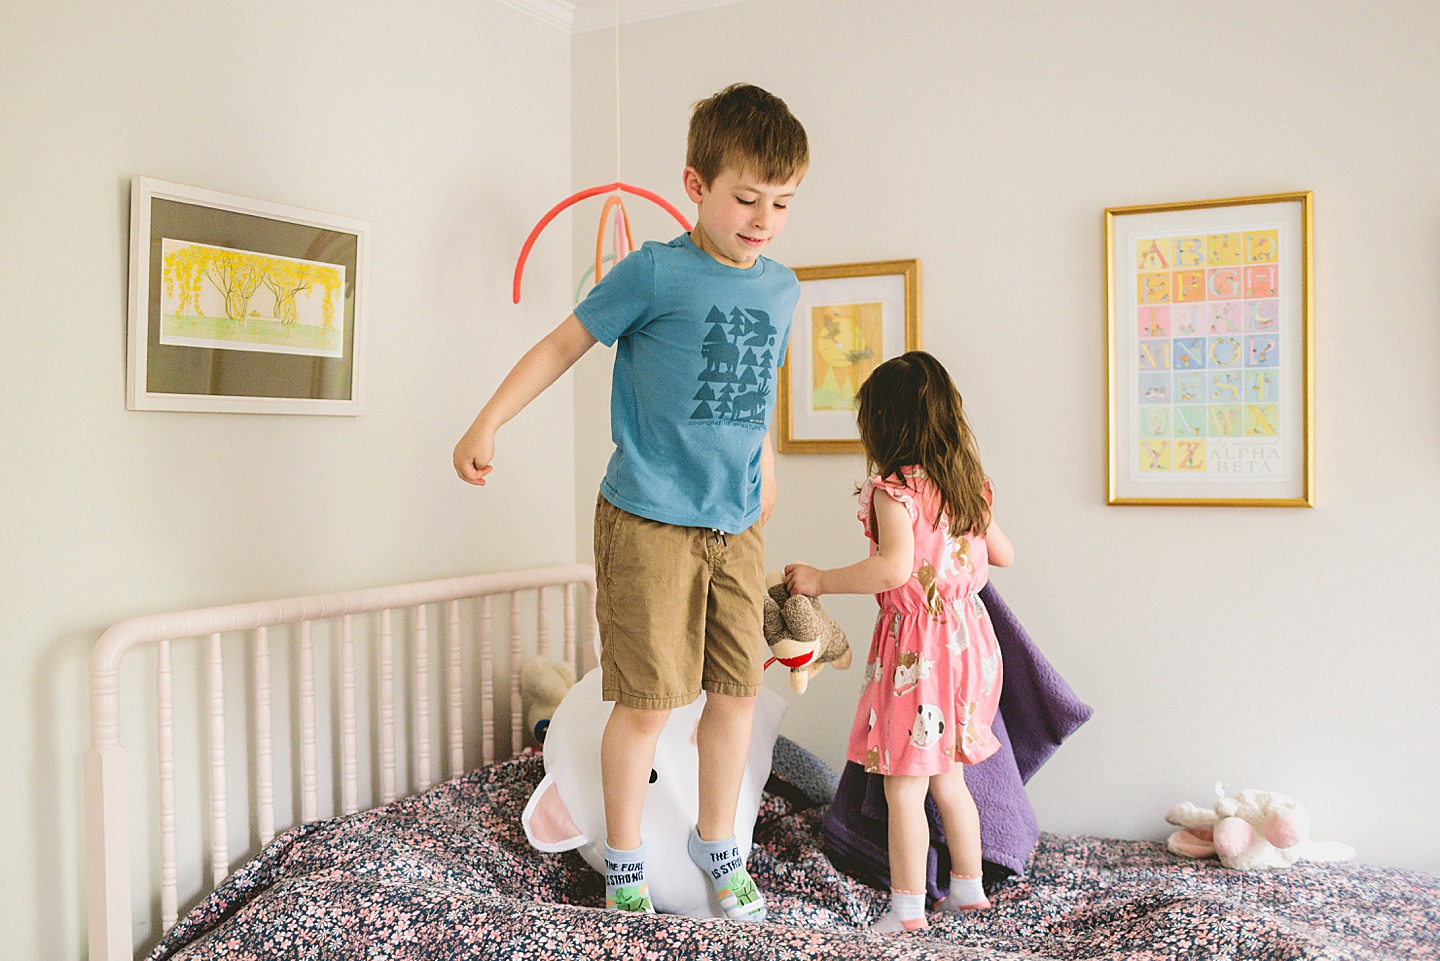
[84,564,597,961]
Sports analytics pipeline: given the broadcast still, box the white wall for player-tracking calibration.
[573,0,1440,872]
[0,3,575,957]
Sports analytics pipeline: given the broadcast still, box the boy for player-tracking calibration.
[453,84,808,919]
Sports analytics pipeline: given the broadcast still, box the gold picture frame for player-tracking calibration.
[777,259,921,454]
[1105,191,1313,506]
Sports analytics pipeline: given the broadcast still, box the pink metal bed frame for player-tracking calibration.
[85,564,598,961]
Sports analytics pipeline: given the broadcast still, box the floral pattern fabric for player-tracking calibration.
[147,753,1440,961]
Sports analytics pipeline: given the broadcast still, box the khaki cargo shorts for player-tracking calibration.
[593,494,765,710]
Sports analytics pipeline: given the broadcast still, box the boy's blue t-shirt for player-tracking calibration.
[574,233,798,533]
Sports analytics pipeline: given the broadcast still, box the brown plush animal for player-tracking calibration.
[762,571,852,693]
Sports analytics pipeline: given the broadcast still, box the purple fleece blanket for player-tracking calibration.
[821,582,1091,900]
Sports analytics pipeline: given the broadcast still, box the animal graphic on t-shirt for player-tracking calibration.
[914,561,947,619]
[702,338,740,376]
[892,651,932,695]
[910,703,945,749]
[691,306,778,426]
[864,745,891,774]
[728,386,770,420]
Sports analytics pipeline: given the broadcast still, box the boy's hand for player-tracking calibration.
[783,563,824,598]
[453,424,495,486]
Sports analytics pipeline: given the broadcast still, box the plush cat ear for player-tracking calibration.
[522,773,587,852]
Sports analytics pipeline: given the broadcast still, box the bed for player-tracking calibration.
[86,565,1440,960]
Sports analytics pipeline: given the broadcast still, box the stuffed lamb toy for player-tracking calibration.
[1166,783,1355,870]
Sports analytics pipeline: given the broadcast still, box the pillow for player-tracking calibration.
[522,668,786,917]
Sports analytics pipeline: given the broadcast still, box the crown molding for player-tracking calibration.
[493,0,577,31]
[571,0,749,32]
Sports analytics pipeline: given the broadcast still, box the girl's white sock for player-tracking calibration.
[870,888,928,933]
[937,872,990,911]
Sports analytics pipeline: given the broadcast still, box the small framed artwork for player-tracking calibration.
[127,177,370,415]
[1106,191,1313,506]
[777,259,920,453]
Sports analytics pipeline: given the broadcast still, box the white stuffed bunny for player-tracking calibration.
[1166,783,1355,870]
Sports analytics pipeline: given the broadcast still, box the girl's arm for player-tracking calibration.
[784,490,914,596]
[981,478,1015,567]
[984,518,1015,568]
[453,314,598,485]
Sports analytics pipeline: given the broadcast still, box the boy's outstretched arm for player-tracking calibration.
[453,314,597,485]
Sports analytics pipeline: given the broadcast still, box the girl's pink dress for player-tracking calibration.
[846,467,1003,777]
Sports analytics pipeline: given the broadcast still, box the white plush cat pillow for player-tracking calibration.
[521,668,786,918]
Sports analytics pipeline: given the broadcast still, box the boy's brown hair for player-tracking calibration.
[687,83,809,187]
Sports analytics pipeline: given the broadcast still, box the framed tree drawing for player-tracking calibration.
[127,177,370,415]
[1106,192,1313,506]
[777,259,920,454]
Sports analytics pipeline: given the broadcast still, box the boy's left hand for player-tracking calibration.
[760,432,777,525]
[761,472,777,525]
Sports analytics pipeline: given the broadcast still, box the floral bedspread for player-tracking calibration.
[149,754,1439,961]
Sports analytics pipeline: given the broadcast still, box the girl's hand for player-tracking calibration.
[784,563,825,598]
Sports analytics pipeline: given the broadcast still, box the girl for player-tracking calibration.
[785,351,1014,934]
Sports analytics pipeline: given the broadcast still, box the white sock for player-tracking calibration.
[870,888,927,932]
[937,873,989,911]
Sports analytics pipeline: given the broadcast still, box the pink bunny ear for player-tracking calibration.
[1212,816,1255,860]
[1167,828,1216,859]
[522,773,587,852]
[1264,811,1306,850]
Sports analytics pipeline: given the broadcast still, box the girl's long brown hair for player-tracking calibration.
[856,351,990,536]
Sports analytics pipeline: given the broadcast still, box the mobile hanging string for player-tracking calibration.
[511,0,691,304]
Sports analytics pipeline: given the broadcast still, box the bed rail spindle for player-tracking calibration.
[537,587,550,659]
[563,583,577,668]
[510,592,523,757]
[340,614,359,815]
[414,605,432,791]
[206,633,230,886]
[157,639,178,930]
[254,627,275,846]
[379,609,397,804]
[447,600,463,779]
[479,595,494,766]
[300,621,318,823]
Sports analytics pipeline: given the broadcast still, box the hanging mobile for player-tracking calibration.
[511,0,691,305]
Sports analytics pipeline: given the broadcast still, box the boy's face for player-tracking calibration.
[683,164,802,269]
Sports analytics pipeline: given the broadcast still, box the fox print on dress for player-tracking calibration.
[847,469,1004,777]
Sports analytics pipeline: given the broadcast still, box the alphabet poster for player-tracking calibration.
[1108,195,1311,505]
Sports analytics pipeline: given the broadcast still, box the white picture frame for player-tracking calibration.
[127,177,370,415]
